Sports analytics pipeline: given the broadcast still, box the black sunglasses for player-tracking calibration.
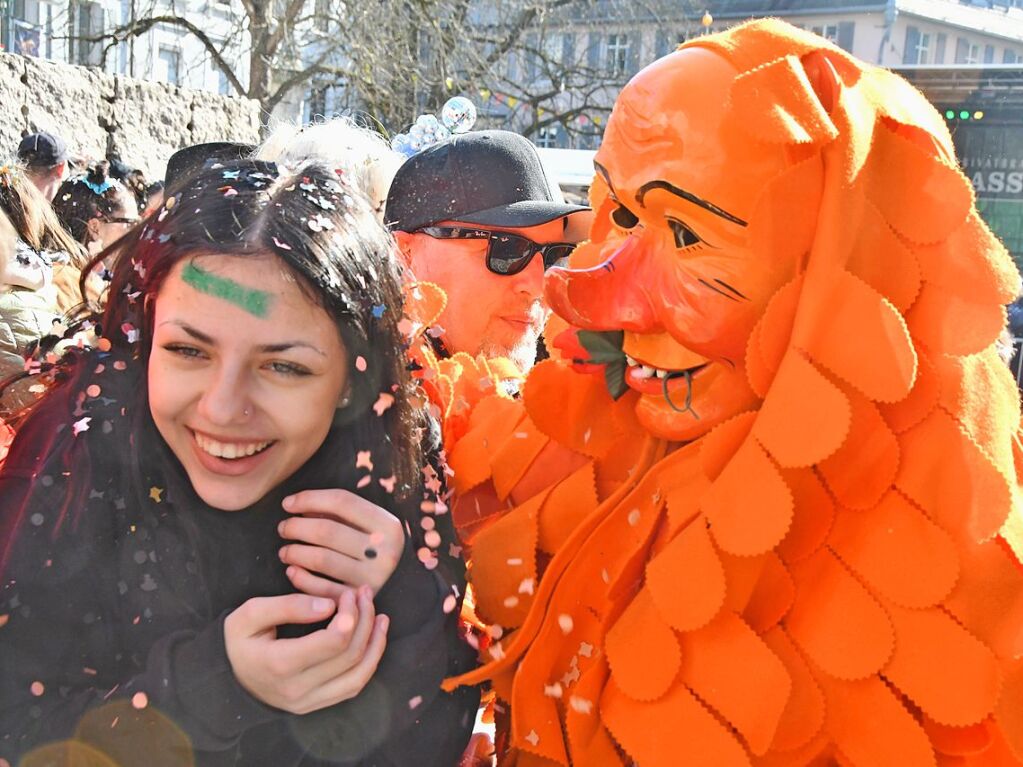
[416,226,574,276]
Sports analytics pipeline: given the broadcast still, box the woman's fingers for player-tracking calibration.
[280,542,361,583]
[302,611,390,711]
[285,564,352,601]
[227,593,336,639]
[278,515,367,559]
[283,489,396,534]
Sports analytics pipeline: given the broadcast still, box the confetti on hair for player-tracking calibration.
[373,393,395,416]
[355,356,368,372]
[149,487,163,503]
[73,417,91,436]
[356,451,374,471]
[131,692,149,709]
[371,304,386,318]
[272,237,292,251]
[379,475,397,493]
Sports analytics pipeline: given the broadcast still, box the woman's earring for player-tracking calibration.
[338,392,351,409]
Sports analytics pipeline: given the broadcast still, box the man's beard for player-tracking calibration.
[480,303,548,374]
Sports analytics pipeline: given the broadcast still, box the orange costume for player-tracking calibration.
[444,20,1023,766]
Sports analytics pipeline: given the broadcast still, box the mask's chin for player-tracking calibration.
[632,364,757,443]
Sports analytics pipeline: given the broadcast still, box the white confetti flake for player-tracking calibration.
[569,696,593,715]
[558,614,574,634]
[543,683,564,698]
[524,729,540,747]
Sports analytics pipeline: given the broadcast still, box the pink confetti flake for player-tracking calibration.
[579,642,594,658]
[503,596,520,608]
[72,417,91,436]
[627,509,641,526]
[396,318,415,337]
[113,361,127,371]
[86,384,102,398]
[408,695,423,710]
[272,236,292,251]
[372,393,395,416]
[424,530,441,548]
[355,356,368,372]
[525,729,540,747]
[356,475,372,489]
[416,547,434,564]
[518,579,535,595]
[0,614,8,629]
[378,475,396,493]
[558,614,574,634]
[442,594,457,614]
[420,517,436,531]
[131,692,149,709]
[30,681,44,696]
[543,683,564,698]
[356,451,374,471]
[507,557,523,566]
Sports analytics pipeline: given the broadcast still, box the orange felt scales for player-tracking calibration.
[441,19,1023,766]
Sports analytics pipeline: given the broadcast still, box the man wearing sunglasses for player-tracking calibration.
[386,130,590,377]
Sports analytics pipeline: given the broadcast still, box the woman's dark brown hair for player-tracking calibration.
[51,161,137,247]
[2,159,426,570]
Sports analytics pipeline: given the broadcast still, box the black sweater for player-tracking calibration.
[0,361,479,766]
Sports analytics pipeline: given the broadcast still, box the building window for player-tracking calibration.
[306,86,327,120]
[536,125,559,148]
[157,46,180,85]
[314,0,331,32]
[984,44,995,64]
[916,33,932,64]
[956,38,981,64]
[217,66,232,95]
[607,33,629,76]
[1005,49,1019,64]
[811,24,839,43]
[76,1,105,66]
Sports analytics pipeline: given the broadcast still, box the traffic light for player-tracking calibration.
[945,108,985,121]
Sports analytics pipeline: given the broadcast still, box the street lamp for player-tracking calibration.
[701,11,713,34]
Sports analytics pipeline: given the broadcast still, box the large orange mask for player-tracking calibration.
[547,47,820,441]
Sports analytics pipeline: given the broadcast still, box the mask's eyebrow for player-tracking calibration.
[636,180,748,227]
[593,162,616,196]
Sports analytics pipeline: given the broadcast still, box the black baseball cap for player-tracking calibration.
[165,142,255,193]
[17,131,69,168]
[385,130,588,232]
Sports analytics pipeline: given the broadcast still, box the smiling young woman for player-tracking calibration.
[0,161,478,765]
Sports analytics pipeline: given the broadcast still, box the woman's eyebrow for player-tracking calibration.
[159,322,326,357]
[259,342,327,357]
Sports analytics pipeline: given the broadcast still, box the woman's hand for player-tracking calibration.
[224,588,388,715]
[278,489,406,598]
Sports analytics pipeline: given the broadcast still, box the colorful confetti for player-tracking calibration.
[356,451,374,471]
[373,393,395,416]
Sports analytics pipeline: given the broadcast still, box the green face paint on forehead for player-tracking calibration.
[181,261,273,318]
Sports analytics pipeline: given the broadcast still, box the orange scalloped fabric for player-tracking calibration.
[443,19,1023,766]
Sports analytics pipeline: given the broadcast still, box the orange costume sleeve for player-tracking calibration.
[442,19,1023,767]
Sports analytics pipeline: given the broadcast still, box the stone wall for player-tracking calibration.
[0,53,262,180]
